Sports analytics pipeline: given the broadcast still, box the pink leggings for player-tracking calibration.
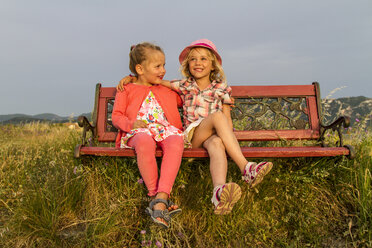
[127,133,184,197]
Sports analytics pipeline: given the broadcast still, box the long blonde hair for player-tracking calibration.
[129,42,164,76]
[180,47,226,83]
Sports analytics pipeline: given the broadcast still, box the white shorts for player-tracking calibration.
[183,118,204,145]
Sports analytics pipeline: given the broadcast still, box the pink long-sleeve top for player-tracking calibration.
[112,83,183,148]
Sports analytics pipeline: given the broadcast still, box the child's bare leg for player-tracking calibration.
[203,134,241,215]
[192,112,247,173]
[203,135,227,188]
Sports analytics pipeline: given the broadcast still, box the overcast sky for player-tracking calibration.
[1,0,371,116]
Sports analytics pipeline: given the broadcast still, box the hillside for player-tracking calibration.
[322,96,371,126]
[0,113,92,124]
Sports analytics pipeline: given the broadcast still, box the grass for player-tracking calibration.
[0,121,371,247]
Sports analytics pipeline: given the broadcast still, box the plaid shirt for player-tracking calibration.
[170,78,233,129]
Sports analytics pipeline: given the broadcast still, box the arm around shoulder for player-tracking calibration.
[160,80,171,88]
[160,80,183,107]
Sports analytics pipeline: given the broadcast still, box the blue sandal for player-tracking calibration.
[145,199,172,228]
[167,199,182,218]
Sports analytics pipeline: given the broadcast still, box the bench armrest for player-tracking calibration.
[319,116,350,147]
[77,115,96,146]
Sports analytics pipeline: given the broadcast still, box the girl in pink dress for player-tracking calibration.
[112,42,184,228]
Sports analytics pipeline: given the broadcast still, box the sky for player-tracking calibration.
[1,0,371,116]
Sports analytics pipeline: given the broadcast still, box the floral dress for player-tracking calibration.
[120,91,183,148]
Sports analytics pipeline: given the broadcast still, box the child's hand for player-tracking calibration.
[116,75,137,91]
[133,120,147,129]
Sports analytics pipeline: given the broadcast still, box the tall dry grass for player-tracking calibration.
[0,120,371,247]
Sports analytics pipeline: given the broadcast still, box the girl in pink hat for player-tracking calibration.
[118,39,272,215]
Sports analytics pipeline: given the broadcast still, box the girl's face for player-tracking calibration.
[187,48,214,82]
[136,50,166,85]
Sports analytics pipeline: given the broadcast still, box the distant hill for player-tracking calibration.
[0,96,370,126]
[0,114,31,122]
[322,96,371,126]
[1,116,52,125]
[0,113,92,124]
[33,113,67,121]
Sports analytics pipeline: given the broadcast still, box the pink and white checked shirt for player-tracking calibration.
[170,78,233,129]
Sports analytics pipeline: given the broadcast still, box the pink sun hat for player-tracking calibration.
[179,39,222,65]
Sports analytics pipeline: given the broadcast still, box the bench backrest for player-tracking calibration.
[92,82,322,143]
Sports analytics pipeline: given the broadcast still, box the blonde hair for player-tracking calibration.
[180,47,226,83]
[129,42,164,76]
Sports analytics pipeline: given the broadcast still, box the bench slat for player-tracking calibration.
[234,129,319,140]
[98,85,316,98]
[78,146,349,158]
[96,129,321,143]
[230,85,315,97]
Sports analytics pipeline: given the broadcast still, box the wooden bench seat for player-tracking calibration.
[74,82,354,159]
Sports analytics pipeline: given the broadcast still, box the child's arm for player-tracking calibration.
[116,76,172,91]
[158,80,171,88]
[117,76,136,91]
[112,89,147,131]
[222,104,234,130]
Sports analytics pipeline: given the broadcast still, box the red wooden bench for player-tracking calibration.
[74,82,354,159]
